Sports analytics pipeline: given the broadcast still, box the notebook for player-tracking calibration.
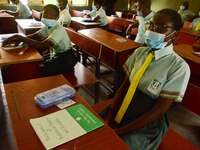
[30,104,104,150]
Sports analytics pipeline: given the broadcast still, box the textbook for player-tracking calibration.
[30,104,104,150]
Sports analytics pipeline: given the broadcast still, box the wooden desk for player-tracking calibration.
[4,75,130,150]
[15,19,44,35]
[178,28,200,46]
[78,28,141,94]
[0,33,43,83]
[70,17,102,31]
[0,13,15,32]
[173,44,200,87]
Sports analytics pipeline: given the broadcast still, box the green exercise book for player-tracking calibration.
[30,104,104,150]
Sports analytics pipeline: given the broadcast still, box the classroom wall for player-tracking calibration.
[151,0,199,16]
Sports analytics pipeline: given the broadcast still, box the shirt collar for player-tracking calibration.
[152,44,173,60]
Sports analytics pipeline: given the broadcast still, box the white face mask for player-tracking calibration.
[180,6,185,11]
[92,5,97,11]
[41,18,57,27]
[144,30,175,49]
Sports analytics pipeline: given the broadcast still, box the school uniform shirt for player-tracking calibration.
[37,22,72,55]
[16,1,32,19]
[57,9,71,27]
[134,11,155,44]
[178,9,195,22]
[189,18,200,31]
[89,7,108,26]
[123,44,190,102]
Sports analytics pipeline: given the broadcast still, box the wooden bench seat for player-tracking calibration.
[62,62,99,103]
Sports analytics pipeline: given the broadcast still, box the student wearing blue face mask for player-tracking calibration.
[2,4,77,78]
[178,1,195,22]
[57,0,71,27]
[1,0,32,19]
[126,0,155,43]
[99,9,190,150]
[84,0,109,31]
[189,11,200,31]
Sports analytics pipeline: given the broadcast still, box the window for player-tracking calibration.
[68,0,87,6]
[0,0,87,6]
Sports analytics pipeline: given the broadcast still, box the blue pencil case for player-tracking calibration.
[35,84,75,109]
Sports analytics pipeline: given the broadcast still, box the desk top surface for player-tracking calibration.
[4,75,129,150]
[0,12,14,18]
[15,19,44,30]
[180,28,200,37]
[78,28,141,52]
[71,17,102,26]
[174,44,200,64]
[0,33,43,66]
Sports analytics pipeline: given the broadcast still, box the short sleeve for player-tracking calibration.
[17,5,24,14]
[88,10,96,17]
[160,62,190,102]
[37,26,48,40]
[47,28,65,47]
[123,48,142,77]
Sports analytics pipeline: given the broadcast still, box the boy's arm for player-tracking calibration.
[126,21,139,35]
[2,35,52,52]
[1,10,19,17]
[93,15,100,22]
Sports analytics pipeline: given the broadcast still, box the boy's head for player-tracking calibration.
[42,4,59,20]
[148,9,182,46]
[11,0,19,5]
[181,1,189,10]
[93,0,103,9]
[137,0,151,17]
[57,0,68,11]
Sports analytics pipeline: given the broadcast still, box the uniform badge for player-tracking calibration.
[147,79,162,95]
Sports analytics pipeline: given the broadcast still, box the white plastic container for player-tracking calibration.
[35,84,75,109]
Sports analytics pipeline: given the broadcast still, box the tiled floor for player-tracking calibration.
[0,61,200,149]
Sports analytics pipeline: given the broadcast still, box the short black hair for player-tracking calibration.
[62,0,68,5]
[138,0,151,10]
[157,9,182,31]
[94,0,103,6]
[181,1,189,10]
[43,4,59,17]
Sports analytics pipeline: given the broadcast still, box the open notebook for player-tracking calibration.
[30,104,104,150]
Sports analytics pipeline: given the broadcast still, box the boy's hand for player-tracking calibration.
[2,35,21,47]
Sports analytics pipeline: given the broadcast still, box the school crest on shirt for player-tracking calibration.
[147,79,162,95]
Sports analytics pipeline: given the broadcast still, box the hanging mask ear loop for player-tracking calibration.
[165,30,176,45]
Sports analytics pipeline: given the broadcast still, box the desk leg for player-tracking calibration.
[113,52,121,95]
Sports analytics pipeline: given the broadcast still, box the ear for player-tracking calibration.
[172,31,180,46]
[172,31,179,41]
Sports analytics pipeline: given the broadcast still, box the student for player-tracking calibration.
[1,0,32,19]
[2,4,77,78]
[99,9,190,150]
[189,12,200,31]
[84,0,109,31]
[126,0,155,44]
[57,0,71,27]
[178,1,195,22]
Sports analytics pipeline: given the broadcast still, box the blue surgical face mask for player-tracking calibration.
[92,6,97,12]
[41,18,57,27]
[137,11,143,17]
[134,2,137,7]
[144,30,172,49]
[180,6,185,11]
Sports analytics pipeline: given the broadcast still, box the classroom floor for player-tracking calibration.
[0,58,200,150]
